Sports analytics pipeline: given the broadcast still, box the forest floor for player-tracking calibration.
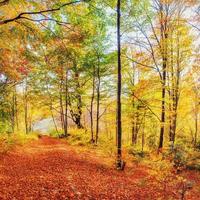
[0,136,200,200]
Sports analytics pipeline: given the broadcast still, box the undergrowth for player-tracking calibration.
[0,132,38,153]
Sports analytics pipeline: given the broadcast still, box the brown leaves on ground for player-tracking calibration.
[0,136,200,200]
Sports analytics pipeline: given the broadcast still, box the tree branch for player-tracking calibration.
[0,0,82,25]
[19,16,70,27]
[0,0,9,7]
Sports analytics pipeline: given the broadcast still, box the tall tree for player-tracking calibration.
[116,0,123,170]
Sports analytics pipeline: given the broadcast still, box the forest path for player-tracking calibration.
[0,136,199,200]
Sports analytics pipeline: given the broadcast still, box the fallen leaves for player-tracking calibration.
[0,136,200,200]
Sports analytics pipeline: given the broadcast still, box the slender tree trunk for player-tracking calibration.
[50,105,58,134]
[158,61,167,149]
[116,0,123,170]
[76,96,83,129]
[95,62,101,144]
[24,78,28,134]
[158,4,168,150]
[64,68,68,137]
[169,24,180,144]
[11,87,16,133]
[46,81,59,134]
[14,86,19,131]
[90,66,95,143]
[132,109,140,145]
[75,71,83,129]
[131,59,137,145]
[142,113,146,152]
[59,78,65,132]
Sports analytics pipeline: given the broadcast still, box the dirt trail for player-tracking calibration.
[0,136,199,200]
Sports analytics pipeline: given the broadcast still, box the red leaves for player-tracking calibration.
[0,137,200,199]
[16,60,30,76]
[0,48,31,80]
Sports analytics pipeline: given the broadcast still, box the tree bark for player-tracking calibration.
[90,66,95,143]
[69,68,83,129]
[64,68,68,137]
[158,3,168,150]
[158,60,166,149]
[24,78,28,134]
[116,0,123,170]
[95,59,101,144]
[59,81,65,132]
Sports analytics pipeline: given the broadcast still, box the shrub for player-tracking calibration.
[49,129,64,138]
[67,128,90,146]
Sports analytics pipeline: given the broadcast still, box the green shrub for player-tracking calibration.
[49,129,64,138]
[147,134,157,149]
[67,128,90,146]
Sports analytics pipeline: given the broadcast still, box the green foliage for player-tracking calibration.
[128,146,149,158]
[67,128,90,146]
[147,134,158,149]
[97,135,116,157]
[0,121,11,133]
[49,129,65,138]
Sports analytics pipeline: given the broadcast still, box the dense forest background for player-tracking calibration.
[0,0,199,166]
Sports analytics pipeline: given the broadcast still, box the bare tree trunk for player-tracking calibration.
[72,70,83,129]
[169,19,181,144]
[90,66,95,143]
[46,79,59,134]
[76,93,83,129]
[59,77,65,132]
[131,59,137,145]
[95,61,101,144]
[64,68,68,137]
[50,105,58,134]
[142,113,146,152]
[132,108,140,145]
[116,0,124,170]
[158,62,167,149]
[158,3,168,150]
[11,95,15,133]
[14,86,19,131]
[24,78,28,134]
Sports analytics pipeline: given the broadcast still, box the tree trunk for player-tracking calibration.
[158,62,166,149]
[95,61,101,144]
[64,68,68,137]
[142,113,146,152]
[116,0,124,170]
[11,88,16,133]
[158,4,168,150]
[24,78,28,134]
[14,86,19,131]
[131,60,136,145]
[169,24,180,144]
[90,66,95,143]
[74,70,83,129]
[59,77,65,132]
[50,105,58,134]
